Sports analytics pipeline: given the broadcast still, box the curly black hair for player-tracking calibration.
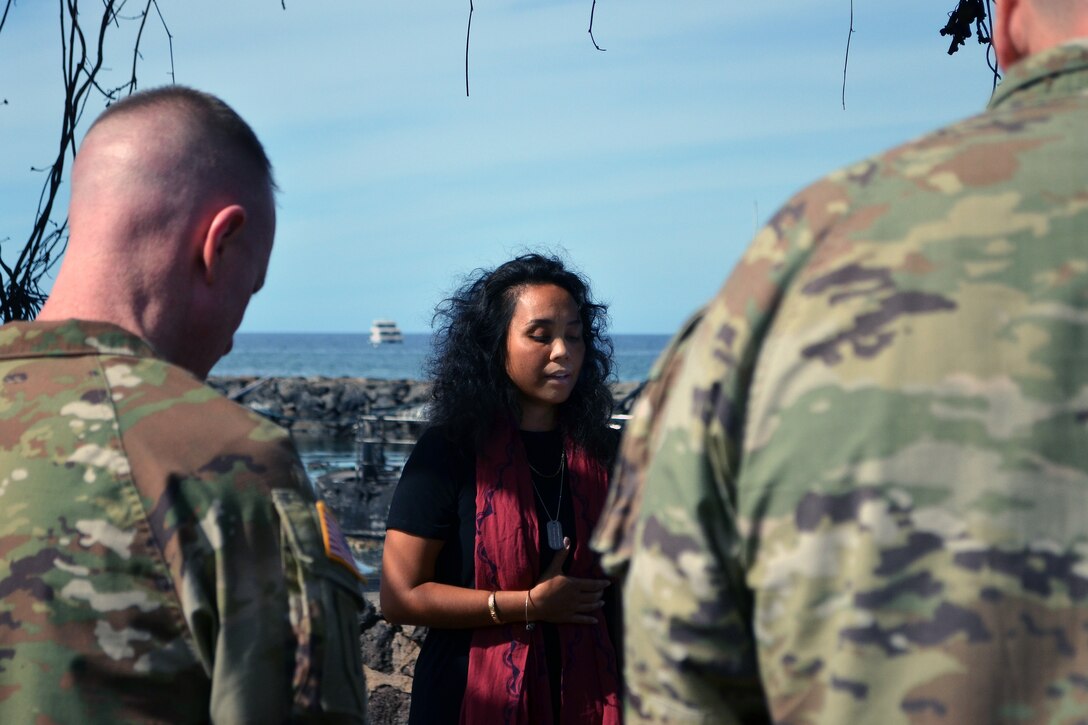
[426,252,615,459]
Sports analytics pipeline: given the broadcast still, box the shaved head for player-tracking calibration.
[70,87,275,249]
[41,86,278,378]
[87,86,275,192]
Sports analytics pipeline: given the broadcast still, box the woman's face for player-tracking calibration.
[504,283,585,430]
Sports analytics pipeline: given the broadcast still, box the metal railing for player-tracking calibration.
[354,411,632,484]
[355,413,428,483]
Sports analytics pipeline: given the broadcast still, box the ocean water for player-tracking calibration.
[212,332,669,383]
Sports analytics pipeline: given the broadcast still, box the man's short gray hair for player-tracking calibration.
[91,85,277,193]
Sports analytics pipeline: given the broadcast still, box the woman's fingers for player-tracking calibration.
[564,576,610,591]
[539,538,572,579]
[533,570,610,623]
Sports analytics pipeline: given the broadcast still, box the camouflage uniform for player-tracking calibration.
[593,41,1088,724]
[0,320,367,723]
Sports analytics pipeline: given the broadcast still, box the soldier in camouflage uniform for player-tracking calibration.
[0,88,367,723]
[593,2,1088,722]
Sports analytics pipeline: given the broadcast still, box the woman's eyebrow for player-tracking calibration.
[523,315,581,326]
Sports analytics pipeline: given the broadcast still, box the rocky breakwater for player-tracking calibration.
[208,375,642,436]
[207,376,433,435]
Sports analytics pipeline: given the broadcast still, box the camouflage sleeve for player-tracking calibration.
[601,187,840,722]
[592,309,706,577]
[170,435,368,724]
[114,369,368,722]
[272,490,369,721]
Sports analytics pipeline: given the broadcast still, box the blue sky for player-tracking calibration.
[1,2,995,333]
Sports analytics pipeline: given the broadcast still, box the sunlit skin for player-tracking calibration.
[380,283,609,631]
[504,283,586,432]
[37,105,275,380]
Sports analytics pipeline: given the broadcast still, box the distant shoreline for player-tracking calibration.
[212,332,668,382]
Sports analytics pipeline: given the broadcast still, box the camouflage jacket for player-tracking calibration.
[0,320,367,723]
[593,41,1088,724]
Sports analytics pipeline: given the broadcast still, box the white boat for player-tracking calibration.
[369,319,404,345]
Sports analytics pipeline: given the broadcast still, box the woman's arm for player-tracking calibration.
[380,529,608,628]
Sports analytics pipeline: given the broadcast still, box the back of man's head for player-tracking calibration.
[87,86,276,194]
[40,86,278,379]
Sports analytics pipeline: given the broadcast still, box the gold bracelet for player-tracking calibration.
[524,589,535,631]
[487,590,502,625]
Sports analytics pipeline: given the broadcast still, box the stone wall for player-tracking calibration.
[207,375,643,436]
[207,376,433,435]
[359,596,421,725]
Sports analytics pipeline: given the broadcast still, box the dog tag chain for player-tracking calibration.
[529,452,566,550]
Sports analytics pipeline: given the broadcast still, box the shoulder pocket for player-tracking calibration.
[272,488,368,722]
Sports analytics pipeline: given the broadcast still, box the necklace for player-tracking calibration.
[529,451,566,550]
[527,450,564,478]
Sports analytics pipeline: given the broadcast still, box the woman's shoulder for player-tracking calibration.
[405,425,476,476]
[415,424,473,456]
[391,425,476,507]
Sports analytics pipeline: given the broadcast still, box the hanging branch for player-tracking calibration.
[151,0,175,85]
[841,0,854,110]
[0,0,13,36]
[983,0,998,90]
[589,0,605,52]
[465,0,474,97]
[939,0,999,89]
[465,0,606,96]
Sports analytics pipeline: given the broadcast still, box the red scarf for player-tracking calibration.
[460,422,622,724]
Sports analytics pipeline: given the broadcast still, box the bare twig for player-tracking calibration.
[842,0,854,110]
[0,0,171,320]
[984,0,999,89]
[589,0,605,52]
[152,1,175,84]
[127,2,153,92]
[0,0,14,36]
[465,0,473,97]
[940,1,1000,87]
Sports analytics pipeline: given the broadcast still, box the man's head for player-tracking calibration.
[994,0,1088,69]
[40,86,277,379]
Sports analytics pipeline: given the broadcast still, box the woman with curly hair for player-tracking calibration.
[381,252,622,724]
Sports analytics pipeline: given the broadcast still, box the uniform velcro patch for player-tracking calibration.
[316,500,366,582]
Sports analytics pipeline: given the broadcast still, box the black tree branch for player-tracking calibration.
[465,0,473,97]
[842,0,854,110]
[589,0,605,52]
[0,0,172,320]
[0,0,13,36]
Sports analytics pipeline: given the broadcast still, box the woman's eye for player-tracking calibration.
[530,334,550,343]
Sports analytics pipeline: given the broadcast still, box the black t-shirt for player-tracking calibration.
[385,425,617,724]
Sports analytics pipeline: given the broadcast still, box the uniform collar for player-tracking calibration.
[989,39,1088,109]
[0,319,159,360]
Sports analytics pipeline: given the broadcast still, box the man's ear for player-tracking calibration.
[994,0,1029,70]
[200,205,247,284]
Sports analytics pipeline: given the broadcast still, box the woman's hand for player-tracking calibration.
[528,537,609,624]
